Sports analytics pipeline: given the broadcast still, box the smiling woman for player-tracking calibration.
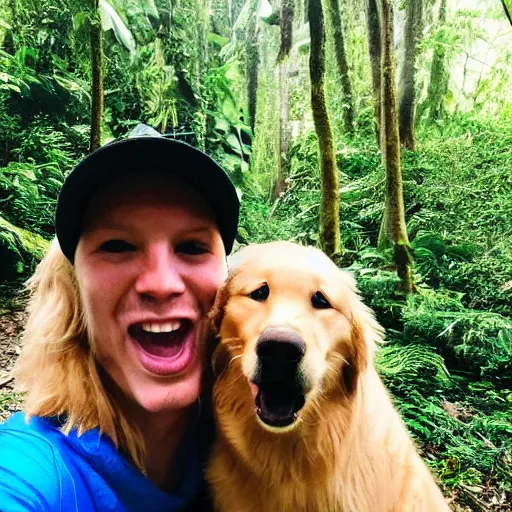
[0,132,239,511]
[75,173,226,415]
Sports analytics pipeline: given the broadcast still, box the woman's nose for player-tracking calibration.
[134,243,186,300]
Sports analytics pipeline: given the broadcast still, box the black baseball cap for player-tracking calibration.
[55,134,240,262]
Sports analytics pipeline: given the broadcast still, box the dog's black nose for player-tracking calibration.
[256,328,305,363]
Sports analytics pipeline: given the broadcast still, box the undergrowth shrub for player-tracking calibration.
[402,288,512,382]
[0,122,85,237]
[387,380,511,493]
[405,123,512,316]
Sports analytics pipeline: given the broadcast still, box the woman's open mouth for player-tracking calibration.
[128,319,195,376]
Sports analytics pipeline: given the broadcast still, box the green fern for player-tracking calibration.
[376,344,450,384]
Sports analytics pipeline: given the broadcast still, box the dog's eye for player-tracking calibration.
[249,283,270,302]
[311,291,332,309]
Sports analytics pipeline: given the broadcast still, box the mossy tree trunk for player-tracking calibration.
[272,58,290,199]
[325,0,354,135]
[418,0,448,123]
[89,0,103,153]
[246,11,260,135]
[309,0,341,258]
[6,0,20,52]
[272,0,293,199]
[378,0,413,293]
[365,0,382,147]
[277,0,294,62]
[398,0,422,150]
[502,0,512,26]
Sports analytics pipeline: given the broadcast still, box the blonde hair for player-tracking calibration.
[14,238,145,469]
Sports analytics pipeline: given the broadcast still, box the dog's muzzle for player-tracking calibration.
[252,327,308,429]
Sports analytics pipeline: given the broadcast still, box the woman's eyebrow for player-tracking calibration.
[83,221,131,233]
[181,226,217,236]
[86,223,217,235]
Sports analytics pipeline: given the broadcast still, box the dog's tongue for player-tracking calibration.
[255,382,305,427]
[130,325,186,358]
[259,386,295,418]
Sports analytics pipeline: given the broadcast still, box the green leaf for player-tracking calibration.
[208,33,229,47]
[73,11,89,31]
[140,0,159,19]
[99,0,136,54]
[221,97,239,123]
[226,133,242,153]
[214,117,230,133]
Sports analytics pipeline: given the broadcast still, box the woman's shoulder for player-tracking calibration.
[0,412,67,510]
[0,411,62,465]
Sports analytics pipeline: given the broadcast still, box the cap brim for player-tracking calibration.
[56,137,239,261]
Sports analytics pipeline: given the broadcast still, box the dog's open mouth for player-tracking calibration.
[254,381,306,428]
[251,332,308,429]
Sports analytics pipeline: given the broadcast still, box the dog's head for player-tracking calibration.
[210,242,382,434]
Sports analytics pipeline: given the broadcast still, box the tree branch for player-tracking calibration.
[501,0,512,26]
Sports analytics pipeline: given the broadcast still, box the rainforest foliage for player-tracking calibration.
[0,0,511,508]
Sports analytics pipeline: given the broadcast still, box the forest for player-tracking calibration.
[0,0,511,509]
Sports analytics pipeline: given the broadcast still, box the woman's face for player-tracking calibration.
[74,173,227,415]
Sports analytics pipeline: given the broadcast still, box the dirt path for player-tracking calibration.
[0,297,26,422]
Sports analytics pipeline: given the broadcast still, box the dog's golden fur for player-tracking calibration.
[207,242,449,512]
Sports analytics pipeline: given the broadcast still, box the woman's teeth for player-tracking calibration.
[141,321,181,334]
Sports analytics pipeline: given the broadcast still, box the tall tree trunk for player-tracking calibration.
[501,0,512,27]
[247,11,260,135]
[89,0,104,153]
[378,0,413,293]
[277,0,294,62]
[365,0,381,147]
[6,0,19,52]
[309,0,341,258]
[398,0,422,150]
[418,0,448,123]
[325,0,354,135]
[273,59,290,199]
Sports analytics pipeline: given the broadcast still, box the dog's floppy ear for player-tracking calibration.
[210,342,231,379]
[209,273,234,335]
[342,320,371,396]
[338,270,382,395]
[208,273,237,379]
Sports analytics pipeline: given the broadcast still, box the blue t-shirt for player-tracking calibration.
[0,412,211,511]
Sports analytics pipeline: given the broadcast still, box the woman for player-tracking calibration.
[0,132,239,511]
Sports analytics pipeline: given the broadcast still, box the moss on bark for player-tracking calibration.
[378,0,413,294]
[309,0,341,258]
[276,0,294,63]
[325,0,354,135]
[89,1,103,153]
[398,0,422,150]
[366,0,381,147]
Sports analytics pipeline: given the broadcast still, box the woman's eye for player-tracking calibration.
[249,283,270,302]
[311,291,332,309]
[176,241,209,255]
[99,239,136,253]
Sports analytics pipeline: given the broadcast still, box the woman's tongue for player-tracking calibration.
[130,323,188,358]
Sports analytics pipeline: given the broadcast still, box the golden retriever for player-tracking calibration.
[207,242,449,512]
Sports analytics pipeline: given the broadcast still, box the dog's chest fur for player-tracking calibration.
[207,372,446,512]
